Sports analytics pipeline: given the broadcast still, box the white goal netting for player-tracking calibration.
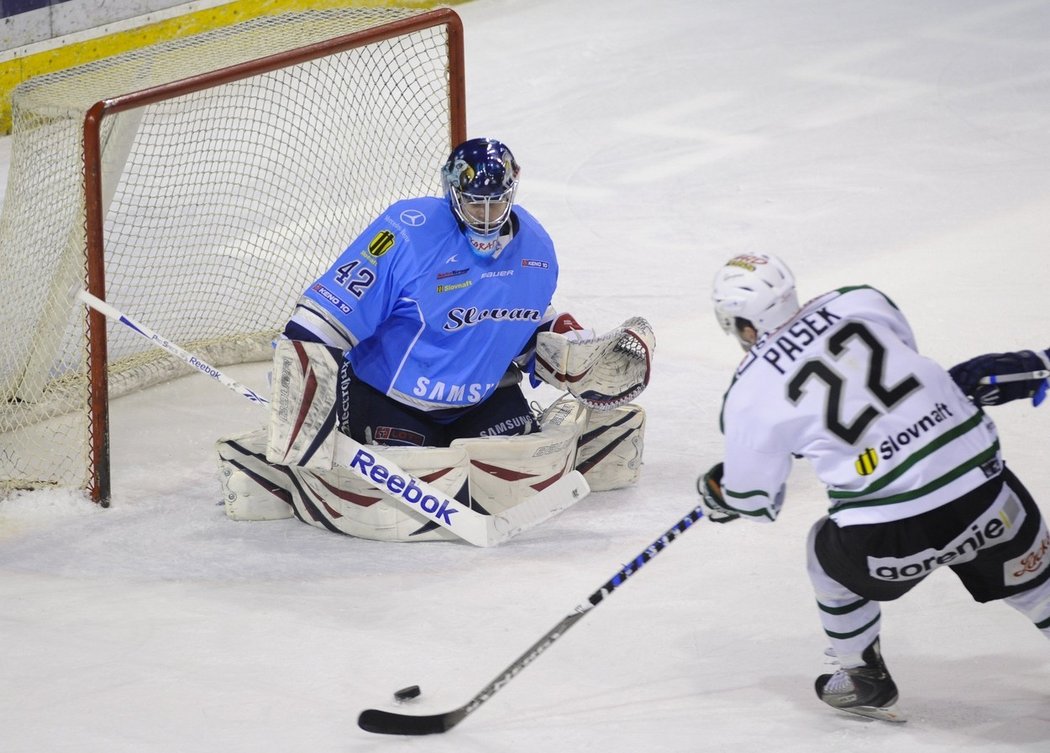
[0,7,463,501]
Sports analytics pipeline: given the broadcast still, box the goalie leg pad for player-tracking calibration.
[218,429,470,542]
[301,440,469,542]
[540,396,646,491]
[533,317,655,410]
[451,422,580,515]
[218,429,295,521]
[266,339,342,470]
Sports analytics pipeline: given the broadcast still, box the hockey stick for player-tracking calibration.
[979,369,1049,407]
[76,289,589,546]
[357,503,706,735]
[978,369,1050,384]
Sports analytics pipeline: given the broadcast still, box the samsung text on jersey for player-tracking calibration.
[414,377,495,403]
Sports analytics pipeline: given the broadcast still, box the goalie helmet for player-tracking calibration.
[441,138,520,256]
[712,254,799,348]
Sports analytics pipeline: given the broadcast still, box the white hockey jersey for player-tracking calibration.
[719,285,1002,527]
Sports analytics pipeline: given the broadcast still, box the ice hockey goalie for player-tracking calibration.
[215,319,654,542]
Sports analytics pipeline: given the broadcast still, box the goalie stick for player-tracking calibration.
[77,290,589,547]
[357,503,706,735]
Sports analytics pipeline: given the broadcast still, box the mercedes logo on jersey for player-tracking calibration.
[400,209,426,226]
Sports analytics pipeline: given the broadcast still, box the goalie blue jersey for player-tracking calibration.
[287,197,558,411]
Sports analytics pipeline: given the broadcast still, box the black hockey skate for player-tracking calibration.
[815,638,905,723]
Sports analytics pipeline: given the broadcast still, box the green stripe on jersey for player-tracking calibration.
[726,488,769,500]
[833,284,902,311]
[829,441,999,513]
[829,412,987,499]
[723,487,775,520]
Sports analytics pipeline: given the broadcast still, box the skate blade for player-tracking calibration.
[838,701,906,723]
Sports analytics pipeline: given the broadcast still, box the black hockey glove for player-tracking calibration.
[697,462,740,523]
[948,349,1050,407]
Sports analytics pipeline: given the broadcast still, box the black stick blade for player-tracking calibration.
[357,707,466,736]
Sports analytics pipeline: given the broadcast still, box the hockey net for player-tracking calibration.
[0,7,466,504]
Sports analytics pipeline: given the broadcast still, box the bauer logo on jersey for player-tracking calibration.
[854,447,879,476]
[521,259,549,269]
[367,230,396,258]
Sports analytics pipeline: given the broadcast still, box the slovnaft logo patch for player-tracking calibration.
[437,280,472,294]
[855,447,878,476]
[367,230,395,258]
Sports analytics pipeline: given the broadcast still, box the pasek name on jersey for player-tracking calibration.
[754,306,843,374]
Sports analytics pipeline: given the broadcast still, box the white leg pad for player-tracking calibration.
[218,430,295,520]
[218,428,470,542]
[451,422,581,515]
[266,338,341,470]
[221,470,295,521]
[300,441,469,542]
[540,396,646,491]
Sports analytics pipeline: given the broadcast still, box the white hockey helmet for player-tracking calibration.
[712,254,799,347]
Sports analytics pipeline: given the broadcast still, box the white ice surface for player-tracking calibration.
[2,1,1050,751]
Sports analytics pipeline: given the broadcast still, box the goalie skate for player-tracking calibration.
[814,639,905,723]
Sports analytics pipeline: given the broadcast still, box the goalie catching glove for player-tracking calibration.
[697,462,740,523]
[533,316,655,410]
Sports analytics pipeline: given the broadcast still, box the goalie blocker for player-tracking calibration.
[215,327,649,542]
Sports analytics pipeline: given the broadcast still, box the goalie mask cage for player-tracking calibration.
[0,7,466,505]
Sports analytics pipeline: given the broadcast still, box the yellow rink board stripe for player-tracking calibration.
[0,0,463,134]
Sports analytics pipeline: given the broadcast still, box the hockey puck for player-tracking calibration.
[393,685,421,702]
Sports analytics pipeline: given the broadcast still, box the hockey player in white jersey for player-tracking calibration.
[697,253,1050,722]
[215,138,655,542]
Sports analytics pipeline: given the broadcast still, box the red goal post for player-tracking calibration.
[0,7,466,505]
